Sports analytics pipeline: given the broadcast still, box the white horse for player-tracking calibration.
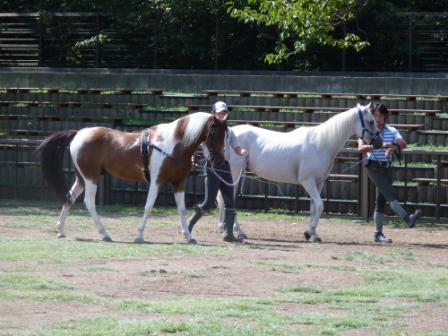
[217,103,383,242]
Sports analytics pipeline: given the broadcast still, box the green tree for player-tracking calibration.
[227,0,372,64]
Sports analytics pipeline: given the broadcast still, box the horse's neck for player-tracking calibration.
[181,120,210,157]
[315,110,355,156]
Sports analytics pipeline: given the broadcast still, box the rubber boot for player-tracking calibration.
[222,208,243,243]
[390,200,422,228]
[389,200,408,219]
[373,212,392,243]
[187,205,206,233]
[404,209,422,228]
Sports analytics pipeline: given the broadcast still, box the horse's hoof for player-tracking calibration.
[238,233,248,239]
[102,236,113,242]
[57,233,66,239]
[188,238,198,244]
[134,238,145,244]
[304,231,311,241]
[313,237,323,243]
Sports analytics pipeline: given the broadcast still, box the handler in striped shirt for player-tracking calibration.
[358,103,422,243]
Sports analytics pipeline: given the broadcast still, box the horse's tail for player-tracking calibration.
[34,130,78,203]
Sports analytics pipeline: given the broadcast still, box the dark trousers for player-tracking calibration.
[367,161,396,213]
[199,161,235,211]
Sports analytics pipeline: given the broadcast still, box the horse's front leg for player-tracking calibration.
[175,190,197,244]
[302,180,324,243]
[134,182,159,243]
[56,177,85,238]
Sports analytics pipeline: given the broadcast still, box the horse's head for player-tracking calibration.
[356,102,383,149]
[205,114,227,167]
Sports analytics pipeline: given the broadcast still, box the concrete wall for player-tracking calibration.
[1,68,448,95]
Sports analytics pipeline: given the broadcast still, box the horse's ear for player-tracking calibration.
[366,102,372,109]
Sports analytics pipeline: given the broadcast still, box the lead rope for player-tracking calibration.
[206,159,285,196]
[208,159,247,190]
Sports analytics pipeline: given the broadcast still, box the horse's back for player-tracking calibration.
[70,127,144,181]
[230,125,313,183]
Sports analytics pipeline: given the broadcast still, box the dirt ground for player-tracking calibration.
[1,209,448,335]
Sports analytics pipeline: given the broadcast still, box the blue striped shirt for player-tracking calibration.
[365,124,403,162]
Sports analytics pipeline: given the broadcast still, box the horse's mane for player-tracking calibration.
[313,107,356,150]
[157,112,211,147]
[182,112,211,146]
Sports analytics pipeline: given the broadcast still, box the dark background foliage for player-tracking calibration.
[0,0,447,71]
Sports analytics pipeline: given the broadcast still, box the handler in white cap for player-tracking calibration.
[187,101,249,242]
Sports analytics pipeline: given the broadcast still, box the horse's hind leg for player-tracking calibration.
[302,180,324,243]
[56,176,85,238]
[83,179,112,242]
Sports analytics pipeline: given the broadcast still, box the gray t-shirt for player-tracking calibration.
[201,127,240,161]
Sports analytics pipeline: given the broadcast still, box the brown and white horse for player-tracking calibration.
[35,112,227,244]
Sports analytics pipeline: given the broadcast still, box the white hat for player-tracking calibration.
[212,101,228,113]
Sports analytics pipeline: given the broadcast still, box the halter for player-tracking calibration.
[358,108,380,145]
[203,123,217,164]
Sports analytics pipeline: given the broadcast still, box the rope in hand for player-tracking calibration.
[196,156,286,196]
[209,159,247,189]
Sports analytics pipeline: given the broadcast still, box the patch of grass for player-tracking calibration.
[428,261,444,267]
[80,265,120,272]
[345,248,417,263]
[0,237,242,263]
[0,273,71,291]
[0,322,24,330]
[38,316,189,336]
[0,291,104,304]
[251,260,357,274]
[138,270,169,277]
[183,270,207,278]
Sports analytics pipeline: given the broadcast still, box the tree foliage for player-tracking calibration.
[227,0,372,64]
[0,0,446,70]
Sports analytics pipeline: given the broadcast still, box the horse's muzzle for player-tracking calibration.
[211,157,225,167]
[371,136,383,150]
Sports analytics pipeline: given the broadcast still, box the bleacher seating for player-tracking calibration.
[0,87,447,218]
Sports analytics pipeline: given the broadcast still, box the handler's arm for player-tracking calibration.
[357,139,374,154]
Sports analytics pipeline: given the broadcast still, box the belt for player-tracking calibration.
[369,160,390,167]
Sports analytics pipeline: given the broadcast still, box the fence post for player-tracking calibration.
[408,12,413,72]
[38,13,43,67]
[95,13,100,68]
[154,10,158,69]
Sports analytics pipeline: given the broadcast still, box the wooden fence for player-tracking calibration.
[1,139,447,221]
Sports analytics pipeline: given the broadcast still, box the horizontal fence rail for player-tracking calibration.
[1,139,447,221]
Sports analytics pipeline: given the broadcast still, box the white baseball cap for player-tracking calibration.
[212,101,228,113]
